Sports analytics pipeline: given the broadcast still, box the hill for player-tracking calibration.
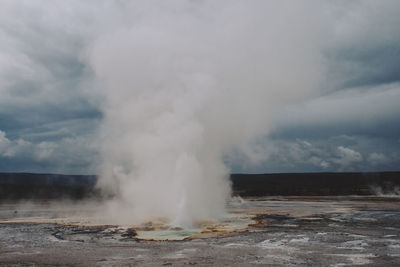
[0,172,399,200]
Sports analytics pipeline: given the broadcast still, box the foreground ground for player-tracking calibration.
[0,196,399,266]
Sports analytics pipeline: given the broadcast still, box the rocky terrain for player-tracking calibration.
[1,196,399,266]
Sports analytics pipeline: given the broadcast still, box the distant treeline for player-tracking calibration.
[0,173,99,200]
[231,172,400,196]
[0,172,399,200]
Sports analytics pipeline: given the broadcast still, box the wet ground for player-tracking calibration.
[0,196,399,266]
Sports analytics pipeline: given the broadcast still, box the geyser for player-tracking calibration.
[89,1,326,226]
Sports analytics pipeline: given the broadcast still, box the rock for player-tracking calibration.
[121,228,137,237]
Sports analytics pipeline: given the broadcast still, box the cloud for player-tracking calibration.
[325,0,400,89]
[0,1,103,173]
[0,129,98,174]
[273,83,400,140]
[0,130,30,158]
[367,153,389,166]
[334,146,363,170]
[310,156,330,169]
[0,130,14,157]
[231,136,399,173]
[0,0,399,175]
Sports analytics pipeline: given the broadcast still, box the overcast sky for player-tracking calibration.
[0,0,399,174]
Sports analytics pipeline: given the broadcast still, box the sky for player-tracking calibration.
[0,0,399,174]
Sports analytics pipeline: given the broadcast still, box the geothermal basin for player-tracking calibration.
[1,195,400,266]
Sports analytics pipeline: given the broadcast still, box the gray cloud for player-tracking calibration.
[0,129,98,174]
[334,146,363,170]
[325,0,400,90]
[0,1,102,173]
[231,135,399,173]
[0,1,399,174]
[273,83,400,140]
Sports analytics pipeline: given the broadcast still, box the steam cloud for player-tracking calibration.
[89,1,327,226]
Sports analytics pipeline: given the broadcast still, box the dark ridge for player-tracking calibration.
[231,172,400,196]
[0,172,399,200]
[0,172,99,200]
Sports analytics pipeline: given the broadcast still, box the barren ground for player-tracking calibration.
[0,196,399,266]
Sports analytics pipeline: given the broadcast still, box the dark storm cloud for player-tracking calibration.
[272,84,400,140]
[325,0,400,90]
[0,1,102,174]
[0,0,399,174]
[231,135,400,173]
[332,44,400,88]
[243,83,400,173]
[240,0,400,172]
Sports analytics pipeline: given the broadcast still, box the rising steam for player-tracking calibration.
[89,1,327,226]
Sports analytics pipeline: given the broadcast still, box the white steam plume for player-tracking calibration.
[89,1,327,226]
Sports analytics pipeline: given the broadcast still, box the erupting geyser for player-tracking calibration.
[89,1,326,227]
